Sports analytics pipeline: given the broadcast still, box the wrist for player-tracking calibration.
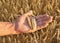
[10,22,20,34]
[13,22,20,34]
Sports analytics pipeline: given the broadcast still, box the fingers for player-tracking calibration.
[36,15,53,23]
[48,16,53,22]
[27,15,53,33]
[36,15,53,30]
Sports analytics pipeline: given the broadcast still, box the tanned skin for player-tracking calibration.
[0,11,53,36]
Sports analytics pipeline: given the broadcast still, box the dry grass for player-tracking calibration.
[0,0,60,43]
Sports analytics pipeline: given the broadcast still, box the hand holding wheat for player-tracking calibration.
[0,10,53,36]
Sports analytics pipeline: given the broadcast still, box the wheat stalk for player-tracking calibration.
[27,16,37,31]
[27,17,32,28]
[31,18,37,31]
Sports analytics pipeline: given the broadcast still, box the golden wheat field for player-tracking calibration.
[0,0,60,43]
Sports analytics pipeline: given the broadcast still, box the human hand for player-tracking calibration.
[15,11,53,33]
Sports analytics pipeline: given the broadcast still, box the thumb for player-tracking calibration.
[24,10,33,16]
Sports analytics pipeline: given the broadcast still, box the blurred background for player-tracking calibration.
[0,0,60,43]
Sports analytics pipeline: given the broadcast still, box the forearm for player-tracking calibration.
[0,22,19,36]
